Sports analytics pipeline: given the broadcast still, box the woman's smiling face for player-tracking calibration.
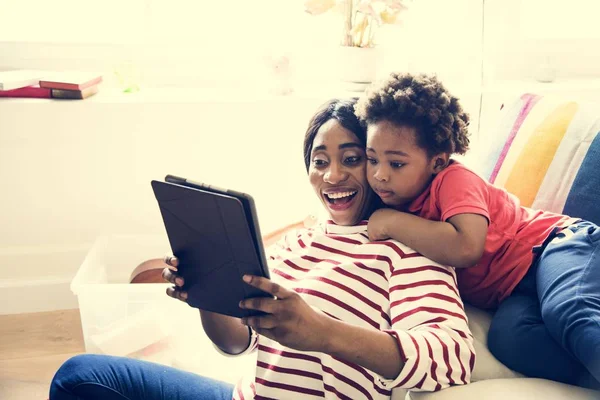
[309,119,373,226]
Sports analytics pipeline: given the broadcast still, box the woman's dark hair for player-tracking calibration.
[303,98,365,172]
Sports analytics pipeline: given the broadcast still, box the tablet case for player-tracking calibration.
[151,180,271,318]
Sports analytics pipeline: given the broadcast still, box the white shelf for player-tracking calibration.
[0,83,374,105]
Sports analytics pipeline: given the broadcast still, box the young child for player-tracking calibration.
[354,72,600,390]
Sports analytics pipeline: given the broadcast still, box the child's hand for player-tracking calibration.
[368,209,397,241]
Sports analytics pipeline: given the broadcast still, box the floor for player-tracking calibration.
[0,309,84,400]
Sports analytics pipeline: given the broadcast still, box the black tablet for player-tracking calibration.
[151,175,271,318]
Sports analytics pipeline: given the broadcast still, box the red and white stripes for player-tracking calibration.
[233,221,474,399]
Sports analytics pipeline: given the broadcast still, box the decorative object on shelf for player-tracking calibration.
[304,0,409,88]
[114,61,141,93]
[264,53,294,96]
[305,0,408,48]
[535,55,556,83]
[336,45,379,91]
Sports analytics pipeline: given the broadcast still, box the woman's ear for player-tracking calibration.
[432,153,450,174]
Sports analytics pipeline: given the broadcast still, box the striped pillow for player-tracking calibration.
[480,93,600,225]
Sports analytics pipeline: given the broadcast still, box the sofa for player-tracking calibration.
[405,93,600,399]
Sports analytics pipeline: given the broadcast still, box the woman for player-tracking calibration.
[50,98,475,399]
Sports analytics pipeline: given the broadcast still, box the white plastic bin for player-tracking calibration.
[71,234,255,383]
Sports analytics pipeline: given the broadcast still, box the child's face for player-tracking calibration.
[366,120,443,209]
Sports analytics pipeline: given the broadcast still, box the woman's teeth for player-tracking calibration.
[326,191,357,200]
[325,191,358,205]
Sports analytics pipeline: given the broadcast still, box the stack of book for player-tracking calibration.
[0,70,103,99]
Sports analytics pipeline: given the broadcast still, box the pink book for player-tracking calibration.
[39,73,103,91]
[0,85,51,98]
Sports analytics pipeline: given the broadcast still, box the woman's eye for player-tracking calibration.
[390,162,404,169]
[366,157,377,165]
[313,159,327,167]
[344,156,361,164]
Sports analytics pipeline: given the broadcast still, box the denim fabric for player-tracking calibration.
[49,354,234,400]
[488,221,600,390]
[563,132,600,225]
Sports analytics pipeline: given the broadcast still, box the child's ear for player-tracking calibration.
[432,153,450,173]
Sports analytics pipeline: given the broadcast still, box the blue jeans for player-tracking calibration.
[488,221,600,390]
[49,354,234,400]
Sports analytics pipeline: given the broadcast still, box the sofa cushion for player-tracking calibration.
[407,378,599,400]
[478,93,600,225]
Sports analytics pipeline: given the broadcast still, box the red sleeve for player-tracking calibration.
[435,167,490,223]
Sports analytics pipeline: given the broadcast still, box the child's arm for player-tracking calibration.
[368,208,488,268]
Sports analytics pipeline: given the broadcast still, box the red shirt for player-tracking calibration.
[407,161,576,309]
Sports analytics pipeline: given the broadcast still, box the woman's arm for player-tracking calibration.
[198,310,252,355]
[320,251,475,390]
[379,251,476,391]
[238,275,403,379]
[319,318,404,379]
[240,256,475,391]
[368,209,488,268]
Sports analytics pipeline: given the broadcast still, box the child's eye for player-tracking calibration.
[344,156,361,165]
[390,162,405,169]
[367,157,378,165]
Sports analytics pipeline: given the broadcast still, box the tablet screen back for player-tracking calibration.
[151,180,271,318]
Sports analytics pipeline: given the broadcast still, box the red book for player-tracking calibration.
[0,85,51,98]
[39,73,103,91]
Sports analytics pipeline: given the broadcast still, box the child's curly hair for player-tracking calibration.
[355,73,470,156]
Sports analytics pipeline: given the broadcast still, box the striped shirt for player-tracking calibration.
[230,220,475,399]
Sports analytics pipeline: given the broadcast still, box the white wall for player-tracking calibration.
[483,0,600,84]
[0,92,334,313]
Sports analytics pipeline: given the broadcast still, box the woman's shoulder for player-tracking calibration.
[376,237,447,263]
[276,220,374,253]
[379,238,457,277]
